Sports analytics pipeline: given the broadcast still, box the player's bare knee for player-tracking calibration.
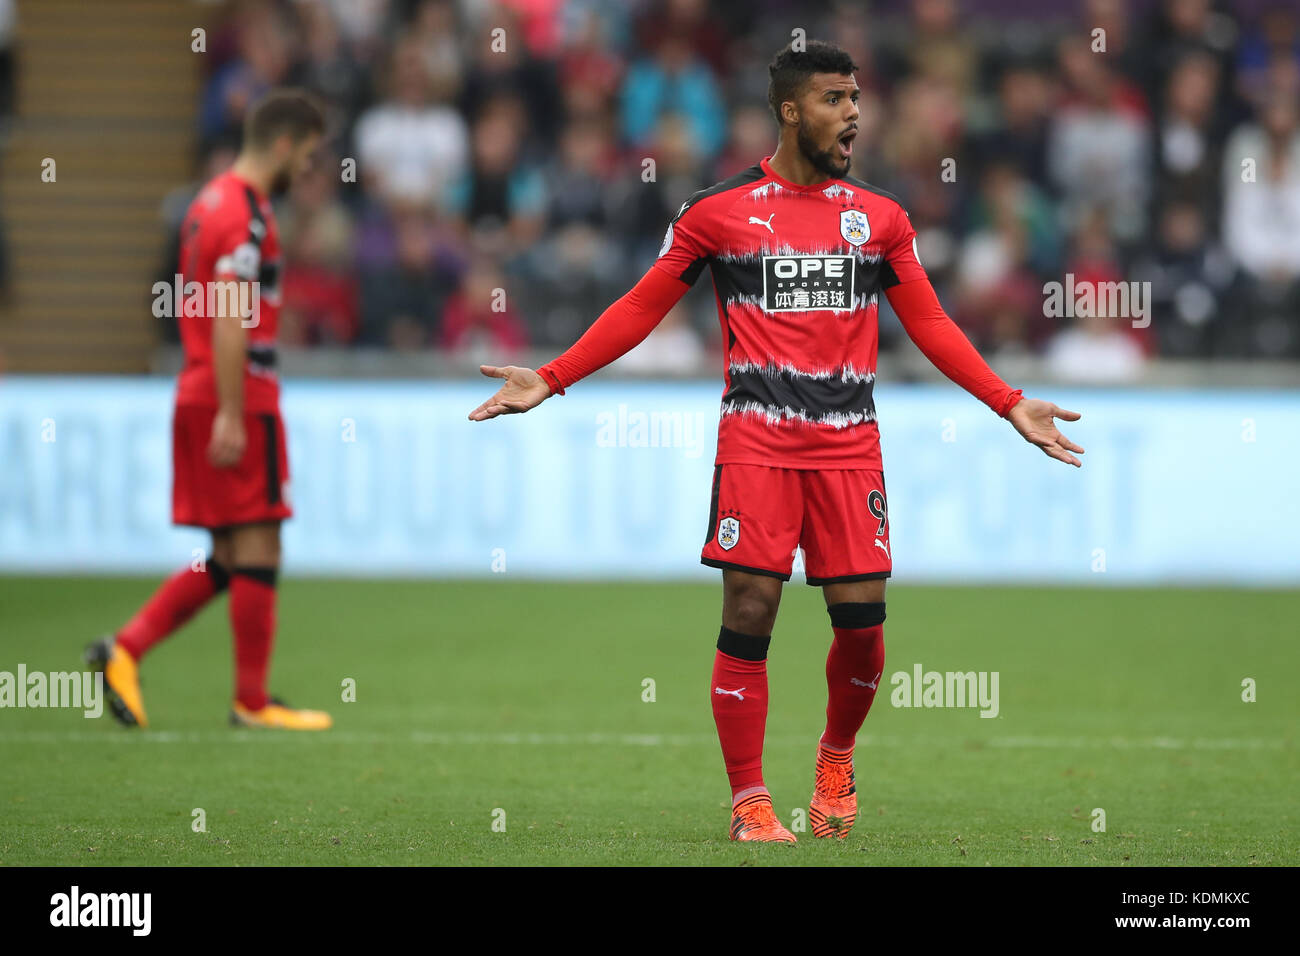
[209,530,234,569]
[230,522,282,569]
[722,576,781,635]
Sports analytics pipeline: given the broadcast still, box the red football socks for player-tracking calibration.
[116,560,230,660]
[822,603,887,751]
[229,567,278,711]
[711,627,772,800]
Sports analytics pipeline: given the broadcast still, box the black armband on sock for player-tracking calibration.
[827,602,886,630]
[717,626,771,662]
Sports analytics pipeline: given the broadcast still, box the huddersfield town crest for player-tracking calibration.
[840,209,870,247]
[717,516,740,551]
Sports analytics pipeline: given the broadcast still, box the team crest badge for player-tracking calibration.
[840,209,870,247]
[717,516,740,551]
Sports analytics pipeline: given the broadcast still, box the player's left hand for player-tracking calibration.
[1006,398,1084,467]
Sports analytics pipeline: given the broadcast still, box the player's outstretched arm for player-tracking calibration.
[885,277,1084,467]
[467,365,552,421]
[1005,398,1084,467]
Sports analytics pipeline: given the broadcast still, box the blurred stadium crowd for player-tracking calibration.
[153,0,1300,380]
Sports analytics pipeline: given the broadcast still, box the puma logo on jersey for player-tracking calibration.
[874,538,891,560]
[748,213,775,234]
[714,687,746,701]
[850,672,881,690]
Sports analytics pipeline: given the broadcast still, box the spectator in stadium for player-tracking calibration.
[1235,4,1300,110]
[635,0,732,79]
[296,0,369,141]
[199,3,297,148]
[1045,312,1148,384]
[951,161,1060,356]
[554,2,627,122]
[354,35,468,210]
[1046,208,1154,377]
[1136,0,1238,108]
[458,6,561,150]
[1049,35,1151,247]
[881,0,980,97]
[408,0,466,108]
[971,60,1054,191]
[278,152,359,345]
[620,35,727,159]
[1133,199,1235,357]
[356,200,465,348]
[1153,50,1225,231]
[438,257,530,361]
[1221,88,1300,356]
[444,95,548,256]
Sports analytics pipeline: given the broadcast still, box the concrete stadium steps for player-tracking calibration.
[0,0,200,372]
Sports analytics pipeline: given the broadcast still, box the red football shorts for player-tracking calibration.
[172,404,292,529]
[700,464,891,585]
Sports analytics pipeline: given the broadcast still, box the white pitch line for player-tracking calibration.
[0,730,1288,750]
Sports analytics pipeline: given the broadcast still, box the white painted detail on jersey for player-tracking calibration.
[748,181,787,199]
[719,399,877,430]
[658,221,674,258]
[216,241,261,280]
[823,183,856,200]
[727,360,876,385]
[716,246,883,265]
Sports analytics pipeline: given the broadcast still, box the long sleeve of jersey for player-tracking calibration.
[885,278,1023,417]
[536,264,690,395]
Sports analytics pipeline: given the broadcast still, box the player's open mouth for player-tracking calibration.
[837,129,857,159]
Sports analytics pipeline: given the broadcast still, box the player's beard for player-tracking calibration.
[270,165,293,195]
[797,118,851,179]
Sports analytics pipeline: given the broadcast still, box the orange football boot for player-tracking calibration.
[729,791,797,843]
[84,636,148,728]
[809,743,857,838]
[230,698,333,731]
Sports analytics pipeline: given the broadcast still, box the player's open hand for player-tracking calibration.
[208,408,246,468]
[1006,398,1084,467]
[468,365,552,421]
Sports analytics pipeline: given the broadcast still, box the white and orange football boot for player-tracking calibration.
[729,791,797,843]
[230,697,333,731]
[809,743,857,839]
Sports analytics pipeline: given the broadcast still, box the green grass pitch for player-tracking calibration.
[0,576,1295,866]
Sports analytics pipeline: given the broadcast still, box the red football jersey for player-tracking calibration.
[174,170,283,413]
[654,156,927,469]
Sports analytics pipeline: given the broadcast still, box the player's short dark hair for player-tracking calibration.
[243,89,327,151]
[767,40,859,126]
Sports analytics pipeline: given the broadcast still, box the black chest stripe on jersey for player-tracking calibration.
[722,362,877,430]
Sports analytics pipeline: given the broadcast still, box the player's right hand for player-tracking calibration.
[208,408,247,467]
[468,365,553,421]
